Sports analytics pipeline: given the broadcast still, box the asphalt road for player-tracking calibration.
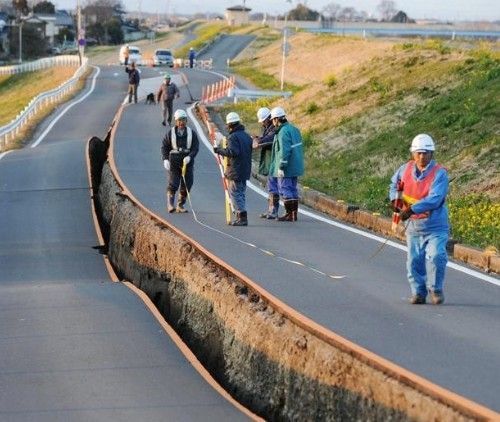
[113,66,500,412]
[0,66,250,421]
[197,34,256,70]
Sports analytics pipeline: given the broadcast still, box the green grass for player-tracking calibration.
[300,49,499,249]
[0,66,77,125]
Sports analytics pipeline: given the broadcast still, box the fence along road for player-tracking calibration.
[0,65,253,421]
[0,55,86,151]
[111,65,500,414]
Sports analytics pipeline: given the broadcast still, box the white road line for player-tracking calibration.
[30,66,101,148]
[187,103,500,287]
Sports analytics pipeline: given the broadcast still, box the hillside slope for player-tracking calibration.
[223,31,499,249]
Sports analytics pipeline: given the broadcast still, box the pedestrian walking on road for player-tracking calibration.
[123,44,130,65]
[252,107,278,219]
[189,47,196,68]
[125,62,140,104]
[161,109,199,213]
[157,74,180,127]
[269,107,304,222]
[389,134,449,305]
[213,112,253,226]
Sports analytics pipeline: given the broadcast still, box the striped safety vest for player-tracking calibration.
[402,161,444,219]
[170,127,192,153]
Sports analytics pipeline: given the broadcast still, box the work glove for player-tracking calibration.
[391,199,401,213]
[214,132,225,148]
[277,169,285,178]
[163,160,170,171]
[400,208,414,221]
[183,156,191,165]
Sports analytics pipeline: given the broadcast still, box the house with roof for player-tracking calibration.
[225,4,252,26]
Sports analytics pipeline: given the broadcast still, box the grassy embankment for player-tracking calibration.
[218,32,499,250]
[0,65,87,151]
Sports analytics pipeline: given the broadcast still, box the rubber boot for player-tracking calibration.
[291,199,299,222]
[230,211,248,226]
[277,199,296,222]
[176,195,188,213]
[260,194,279,219]
[167,192,175,213]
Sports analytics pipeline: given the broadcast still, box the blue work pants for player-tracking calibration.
[406,231,448,297]
[228,180,247,213]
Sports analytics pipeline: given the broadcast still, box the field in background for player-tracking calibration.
[219,29,499,250]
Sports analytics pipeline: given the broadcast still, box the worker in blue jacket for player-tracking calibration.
[213,112,253,226]
[268,106,304,222]
[389,134,449,305]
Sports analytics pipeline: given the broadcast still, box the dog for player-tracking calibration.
[145,93,156,105]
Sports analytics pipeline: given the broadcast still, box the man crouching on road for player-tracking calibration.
[389,134,449,305]
[161,109,199,213]
[213,112,253,226]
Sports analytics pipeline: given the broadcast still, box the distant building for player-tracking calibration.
[225,5,251,26]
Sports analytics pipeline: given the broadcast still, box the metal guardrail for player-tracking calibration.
[0,57,88,150]
[0,55,81,76]
[227,87,292,103]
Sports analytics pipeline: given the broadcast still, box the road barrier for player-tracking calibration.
[0,57,88,151]
[201,75,236,104]
[227,87,292,103]
[0,55,81,75]
[173,58,213,69]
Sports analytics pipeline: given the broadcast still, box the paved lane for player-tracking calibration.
[113,68,500,412]
[0,66,250,421]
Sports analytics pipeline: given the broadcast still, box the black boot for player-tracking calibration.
[260,194,279,219]
[176,195,188,213]
[230,211,248,226]
[277,199,297,222]
[167,192,175,213]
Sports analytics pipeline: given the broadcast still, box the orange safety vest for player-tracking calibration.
[401,161,443,219]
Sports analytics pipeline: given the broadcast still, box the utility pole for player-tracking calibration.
[280,14,288,91]
[77,0,83,65]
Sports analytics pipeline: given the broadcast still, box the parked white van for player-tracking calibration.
[119,45,142,65]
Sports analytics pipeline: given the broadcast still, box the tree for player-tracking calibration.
[83,0,124,44]
[12,0,29,15]
[106,17,123,44]
[287,3,320,21]
[377,0,397,21]
[33,1,55,14]
[322,2,342,21]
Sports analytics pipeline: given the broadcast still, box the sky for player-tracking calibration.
[53,0,500,22]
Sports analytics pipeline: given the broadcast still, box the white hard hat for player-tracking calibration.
[410,134,435,152]
[257,107,271,122]
[226,112,240,124]
[174,109,187,120]
[270,106,286,119]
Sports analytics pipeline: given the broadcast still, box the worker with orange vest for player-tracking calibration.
[389,134,449,305]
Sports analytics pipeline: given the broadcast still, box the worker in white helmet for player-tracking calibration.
[268,106,304,222]
[213,112,253,226]
[253,107,279,219]
[389,134,449,305]
[161,109,199,213]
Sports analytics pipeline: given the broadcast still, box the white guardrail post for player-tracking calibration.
[0,55,86,151]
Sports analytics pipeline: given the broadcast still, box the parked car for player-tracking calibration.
[153,49,174,67]
[119,45,142,65]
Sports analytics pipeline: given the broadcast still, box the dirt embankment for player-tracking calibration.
[88,134,489,421]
